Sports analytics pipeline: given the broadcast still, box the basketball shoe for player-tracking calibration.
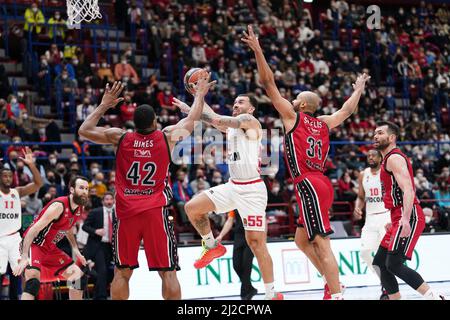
[193,240,226,269]
[323,283,346,300]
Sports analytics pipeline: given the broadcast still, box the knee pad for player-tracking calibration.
[385,253,405,274]
[24,278,41,297]
[68,275,88,291]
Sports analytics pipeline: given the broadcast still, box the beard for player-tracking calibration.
[375,140,390,151]
[368,162,379,169]
[73,193,88,206]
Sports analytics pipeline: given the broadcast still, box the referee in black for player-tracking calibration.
[217,210,258,300]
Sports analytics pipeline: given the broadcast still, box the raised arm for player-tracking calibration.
[172,99,228,133]
[16,147,43,197]
[387,154,415,238]
[13,202,63,276]
[164,72,216,150]
[242,25,296,123]
[318,73,370,129]
[78,81,126,145]
[172,98,261,138]
[353,171,365,220]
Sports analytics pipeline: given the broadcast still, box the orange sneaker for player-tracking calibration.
[268,292,284,300]
[193,240,226,269]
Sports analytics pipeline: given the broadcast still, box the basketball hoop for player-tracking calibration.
[66,0,102,26]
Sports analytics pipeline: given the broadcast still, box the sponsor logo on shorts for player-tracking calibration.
[33,260,40,264]
[209,190,214,194]
[59,258,65,265]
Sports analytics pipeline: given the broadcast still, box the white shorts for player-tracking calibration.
[0,232,22,274]
[361,211,391,252]
[204,179,268,232]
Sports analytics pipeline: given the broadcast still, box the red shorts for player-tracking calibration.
[27,244,74,278]
[294,173,334,241]
[380,204,425,260]
[113,206,179,271]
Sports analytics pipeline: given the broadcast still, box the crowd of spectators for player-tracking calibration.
[0,0,449,236]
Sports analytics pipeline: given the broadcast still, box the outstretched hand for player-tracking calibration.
[172,98,191,114]
[353,73,371,92]
[241,25,261,52]
[100,81,125,108]
[18,146,35,166]
[194,72,216,97]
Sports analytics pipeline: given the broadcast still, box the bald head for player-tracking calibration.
[293,91,322,113]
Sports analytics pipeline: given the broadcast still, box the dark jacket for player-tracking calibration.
[82,206,115,259]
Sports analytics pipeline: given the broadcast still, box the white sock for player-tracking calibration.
[331,293,343,300]
[201,232,216,248]
[423,289,440,300]
[264,282,275,299]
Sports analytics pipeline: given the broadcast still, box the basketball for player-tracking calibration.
[184,68,208,95]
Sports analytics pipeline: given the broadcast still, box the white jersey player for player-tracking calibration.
[173,94,283,300]
[354,149,390,299]
[0,147,43,276]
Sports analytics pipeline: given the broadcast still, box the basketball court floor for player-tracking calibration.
[199,281,450,300]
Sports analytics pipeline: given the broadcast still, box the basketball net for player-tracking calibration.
[66,0,102,27]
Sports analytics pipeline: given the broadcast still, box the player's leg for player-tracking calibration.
[311,235,341,296]
[186,184,233,268]
[111,267,133,300]
[385,207,443,299]
[245,230,275,293]
[62,264,85,300]
[143,207,181,300]
[22,268,41,300]
[372,246,401,299]
[294,227,326,280]
[360,226,380,277]
[111,214,141,300]
[158,270,181,300]
[299,177,339,297]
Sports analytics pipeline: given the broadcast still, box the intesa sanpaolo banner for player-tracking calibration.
[129,233,450,299]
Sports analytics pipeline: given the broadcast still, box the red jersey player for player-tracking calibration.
[243,25,370,300]
[78,75,215,300]
[13,176,89,300]
[373,121,445,300]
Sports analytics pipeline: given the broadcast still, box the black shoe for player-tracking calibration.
[241,287,258,300]
[380,289,389,300]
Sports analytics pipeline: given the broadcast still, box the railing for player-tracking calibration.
[2,140,449,179]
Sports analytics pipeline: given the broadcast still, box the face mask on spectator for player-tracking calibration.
[32,7,38,13]
[445,154,450,161]
[73,59,79,65]
[101,63,107,68]
[91,167,99,175]
[62,74,68,79]
[55,14,60,19]
[71,157,78,163]
[161,115,168,122]
[287,184,294,191]
[213,178,221,184]
[11,98,17,104]
[22,113,28,120]
[50,158,57,165]
[272,187,280,193]
[121,60,127,64]
[41,59,48,66]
